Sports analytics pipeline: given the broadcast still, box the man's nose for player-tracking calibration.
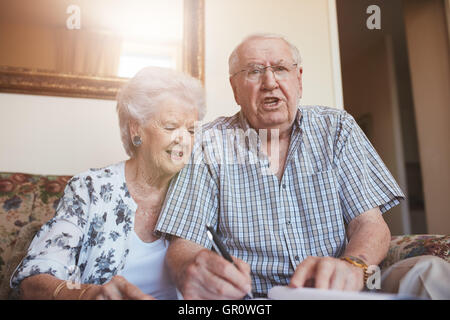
[261,68,279,90]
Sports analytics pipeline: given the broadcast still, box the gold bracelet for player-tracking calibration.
[52,280,67,299]
[340,256,370,284]
[78,284,93,300]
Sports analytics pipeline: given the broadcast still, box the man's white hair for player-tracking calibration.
[116,66,206,158]
[228,33,303,76]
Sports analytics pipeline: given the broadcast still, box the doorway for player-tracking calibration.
[336,0,427,235]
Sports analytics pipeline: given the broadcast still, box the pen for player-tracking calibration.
[206,225,253,300]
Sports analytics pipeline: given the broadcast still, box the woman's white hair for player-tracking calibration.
[116,66,206,158]
[228,33,303,76]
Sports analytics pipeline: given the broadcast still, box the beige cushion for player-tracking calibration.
[381,255,450,299]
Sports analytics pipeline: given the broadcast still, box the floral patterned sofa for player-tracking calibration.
[0,171,449,299]
[0,172,71,299]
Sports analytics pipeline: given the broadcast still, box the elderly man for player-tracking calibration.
[155,33,405,299]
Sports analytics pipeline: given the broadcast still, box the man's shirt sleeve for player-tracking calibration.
[335,112,405,224]
[155,141,219,248]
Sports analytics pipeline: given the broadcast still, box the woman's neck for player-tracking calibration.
[125,157,172,199]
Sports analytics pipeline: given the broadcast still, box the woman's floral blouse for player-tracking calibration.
[10,162,140,289]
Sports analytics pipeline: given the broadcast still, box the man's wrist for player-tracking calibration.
[340,255,370,284]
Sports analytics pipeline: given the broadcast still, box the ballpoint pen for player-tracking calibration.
[206,225,253,300]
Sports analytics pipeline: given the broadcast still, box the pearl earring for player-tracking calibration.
[132,135,142,147]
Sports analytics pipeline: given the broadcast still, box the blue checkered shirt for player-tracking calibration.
[155,106,405,295]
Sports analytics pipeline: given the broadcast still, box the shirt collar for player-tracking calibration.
[294,107,303,130]
[238,107,303,132]
[238,111,251,132]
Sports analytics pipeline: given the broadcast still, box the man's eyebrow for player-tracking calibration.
[245,63,264,68]
[245,60,288,67]
[274,59,291,65]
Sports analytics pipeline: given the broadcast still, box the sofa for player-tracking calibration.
[0,171,449,299]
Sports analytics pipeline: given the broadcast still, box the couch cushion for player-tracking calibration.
[0,172,71,295]
[381,255,450,299]
[381,234,450,271]
[31,175,71,224]
[0,173,38,286]
[0,221,43,299]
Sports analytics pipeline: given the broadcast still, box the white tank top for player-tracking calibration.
[120,230,178,300]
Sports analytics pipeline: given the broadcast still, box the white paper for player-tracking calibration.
[267,286,401,300]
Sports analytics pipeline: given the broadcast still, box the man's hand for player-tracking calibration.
[288,208,390,292]
[179,249,252,300]
[289,256,364,291]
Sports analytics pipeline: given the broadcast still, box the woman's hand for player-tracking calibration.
[82,275,155,300]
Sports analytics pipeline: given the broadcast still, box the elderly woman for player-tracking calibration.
[10,67,205,299]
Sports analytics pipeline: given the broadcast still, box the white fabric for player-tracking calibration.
[120,230,178,300]
[381,255,450,300]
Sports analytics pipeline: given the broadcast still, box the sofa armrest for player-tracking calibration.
[380,234,450,271]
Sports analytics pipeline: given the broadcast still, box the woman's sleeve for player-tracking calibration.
[10,175,91,289]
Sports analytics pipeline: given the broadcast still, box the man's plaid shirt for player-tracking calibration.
[156,106,405,295]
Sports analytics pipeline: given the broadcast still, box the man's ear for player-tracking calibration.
[229,77,241,106]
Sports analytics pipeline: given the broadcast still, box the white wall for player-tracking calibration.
[0,0,342,175]
[0,93,126,175]
[204,0,342,122]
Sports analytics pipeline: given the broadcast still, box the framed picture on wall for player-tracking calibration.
[0,0,204,100]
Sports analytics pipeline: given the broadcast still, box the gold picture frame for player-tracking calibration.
[0,0,204,100]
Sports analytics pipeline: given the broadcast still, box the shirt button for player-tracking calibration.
[286,220,291,225]
[294,255,300,261]
[282,183,286,189]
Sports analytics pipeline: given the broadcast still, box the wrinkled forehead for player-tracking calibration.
[147,98,199,124]
[237,38,294,65]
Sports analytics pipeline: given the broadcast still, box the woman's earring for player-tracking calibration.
[132,135,142,147]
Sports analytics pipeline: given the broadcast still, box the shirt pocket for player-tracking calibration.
[295,168,346,257]
[219,166,279,254]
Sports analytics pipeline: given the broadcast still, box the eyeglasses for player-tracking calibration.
[231,63,298,82]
